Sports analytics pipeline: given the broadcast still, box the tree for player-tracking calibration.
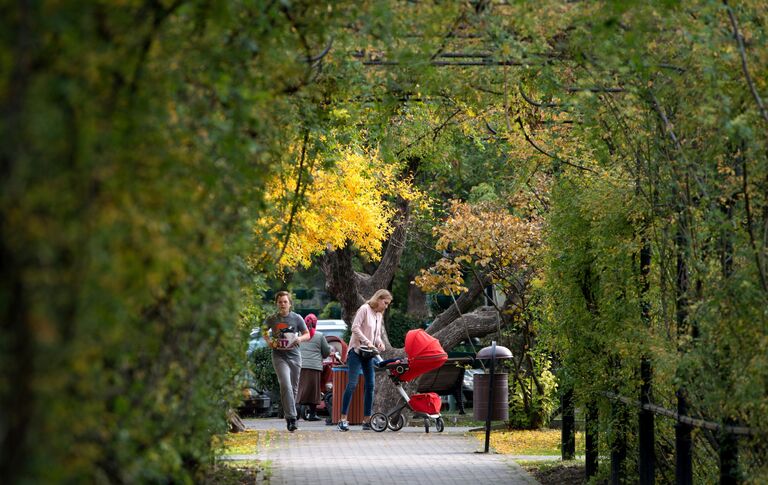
[253,147,423,270]
[413,198,548,424]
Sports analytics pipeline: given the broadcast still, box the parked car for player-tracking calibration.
[316,319,347,340]
[247,328,268,354]
[238,370,275,417]
[462,368,484,406]
[238,329,278,417]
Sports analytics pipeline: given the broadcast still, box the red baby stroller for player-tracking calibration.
[370,329,448,433]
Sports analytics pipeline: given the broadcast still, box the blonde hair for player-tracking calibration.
[366,289,393,307]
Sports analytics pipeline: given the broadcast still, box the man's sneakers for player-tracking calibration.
[361,421,372,431]
[286,418,298,432]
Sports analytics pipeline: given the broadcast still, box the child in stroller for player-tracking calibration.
[369,329,448,433]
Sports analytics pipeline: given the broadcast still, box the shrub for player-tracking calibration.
[508,360,559,430]
[386,309,425,348]
[319,301,342,319]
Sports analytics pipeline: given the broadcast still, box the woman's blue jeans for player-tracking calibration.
[341,349,375,417]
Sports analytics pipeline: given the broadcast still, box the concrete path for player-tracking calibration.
[225,418,540,485]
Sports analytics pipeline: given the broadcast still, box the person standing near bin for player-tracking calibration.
[297,313,330,421]
[337,289,392,431]
[262,291,310,432]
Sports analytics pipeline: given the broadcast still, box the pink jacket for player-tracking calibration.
[348,303,384,352]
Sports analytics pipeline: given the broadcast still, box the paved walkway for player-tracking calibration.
[225,418,540,485]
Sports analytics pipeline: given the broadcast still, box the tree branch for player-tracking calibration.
[519,84,562,108]
[429,275,489,334]
[724,0,768,123]
[515,117,598,174]
[128,0,186,96]
[306,37,333,63]
[740,156,768,293]
[361,197,411,294]
[275,129,311,266]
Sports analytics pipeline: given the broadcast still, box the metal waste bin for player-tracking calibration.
[331,366,365,424]
[475,342,513,453]
[473,372,509,421]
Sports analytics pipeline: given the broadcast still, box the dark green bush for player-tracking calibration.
[249,347,280,393]
[319,301,342,319]
[386,309,425,348]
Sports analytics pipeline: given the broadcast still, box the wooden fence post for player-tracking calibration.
[561,387,575,461]
[639,357,655,484]
[610,396,629,484]
[719,421,740,485]
[586,401,599,480]
[675,389,693,485]
[639,231,655,484]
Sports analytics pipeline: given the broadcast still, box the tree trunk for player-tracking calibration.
[320,243,363,323]
[586,401,599,479]
[429,306,499,351]
[373,305,500,412]
[428,275,489,334]
[406,280,429,318]
[321,197,410,325]
[227,409,247,433]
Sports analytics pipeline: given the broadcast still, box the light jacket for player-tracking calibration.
[299,331,331,371]
[348,303,384,353]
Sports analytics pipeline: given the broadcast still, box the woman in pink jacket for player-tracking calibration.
[337,289,392,431]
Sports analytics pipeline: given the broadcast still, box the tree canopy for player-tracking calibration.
[3,0,767,482]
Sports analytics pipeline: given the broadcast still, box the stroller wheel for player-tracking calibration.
[435,417,445,433]
[369,413,388,432]
[423,417,430,433]
[299,405,311,421]
[387,413,405,432]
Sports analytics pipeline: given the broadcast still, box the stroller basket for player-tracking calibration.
[409,393,441,414]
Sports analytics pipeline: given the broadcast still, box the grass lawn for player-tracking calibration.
[207,430,276,484]
[471,429,586,485]
[472,428,585,456]
[213,430,276,455]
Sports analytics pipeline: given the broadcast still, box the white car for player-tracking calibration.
[316,319,348,340]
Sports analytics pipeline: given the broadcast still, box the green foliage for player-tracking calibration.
[249,347,280,394]
[508,359,559,430]
[319,301,342,319]
[385,308,424,348]
[0,1,356,482]
[528,1,768,480]
[5,0,768,482]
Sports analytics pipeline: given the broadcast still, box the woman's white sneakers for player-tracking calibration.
[337,420,349,431]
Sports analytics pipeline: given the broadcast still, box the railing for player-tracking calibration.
[559,389,763,484]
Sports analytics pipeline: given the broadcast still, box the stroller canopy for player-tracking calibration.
[399,329,448,382]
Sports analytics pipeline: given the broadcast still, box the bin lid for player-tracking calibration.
[476,344,513,360]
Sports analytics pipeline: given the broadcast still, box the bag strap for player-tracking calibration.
[372,310,381,347]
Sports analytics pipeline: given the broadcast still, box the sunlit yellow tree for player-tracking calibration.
[254,146,424,270]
